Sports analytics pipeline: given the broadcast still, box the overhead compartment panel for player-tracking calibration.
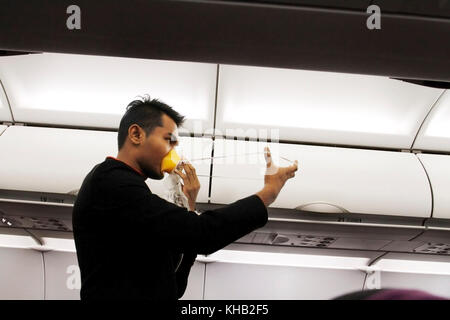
[210,139,432,217]
[0,53,216,133]
[372,252,450,298]
[180,262,205,300]
[0,227,44,299]
[0,226,40,249]
[203,243,378,300]
[413,90,450,152]
[0,126,212,202]
[0,125,7,135]
[43,250,80,300]
[0,85,12,122]
[216,65,443,149]
[417,154,450,220]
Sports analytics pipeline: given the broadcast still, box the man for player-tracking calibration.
[72,96,298,300]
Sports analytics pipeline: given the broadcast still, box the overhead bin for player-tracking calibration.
[372,252,450,298]
[413,90,450,152]
[0,53,217,133]
[25,229,203,300]
[0,125,6,135]
[216,65,443,149]
[416,154,450,219]
[0,227,44,299]
[24,230,79,300]
[210,139,432,217]
[0,126,212,202]
[203,243,378,300]
[0,86,12,122]
[180,262,205,300]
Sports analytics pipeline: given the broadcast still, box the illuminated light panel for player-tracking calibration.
[206,249,371,270]
[217,65,443,148]
[0,229,38,249]
[374,257,450,275]
[0,85,12,122]
[0,53,216,128]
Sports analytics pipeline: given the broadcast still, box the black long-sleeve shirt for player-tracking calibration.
[72,157,268,300]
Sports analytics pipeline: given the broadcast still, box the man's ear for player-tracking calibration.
[128,124,144,146]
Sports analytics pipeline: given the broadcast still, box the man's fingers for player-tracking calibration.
[264,147,272,168]
[184,163,200,186]
[291,160,299,172]
[173,169,187,180]
[183,163,194,180]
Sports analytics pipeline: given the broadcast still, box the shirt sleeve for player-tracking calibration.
[98,176,268,255]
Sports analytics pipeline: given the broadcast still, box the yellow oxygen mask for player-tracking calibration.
[161,148,181,174]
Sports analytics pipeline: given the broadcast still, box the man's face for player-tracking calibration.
[137,114,179,180]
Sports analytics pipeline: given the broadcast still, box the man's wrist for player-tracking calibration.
[188,201,196,211]
[256,186,277,207]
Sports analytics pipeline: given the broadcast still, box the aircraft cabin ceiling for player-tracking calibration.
[0,53,447,151]
[0,83,12,122]
[0,0,448,82]
[0,125,7,136]
[0,53,217,133]
[211,139,432,217]
[417,154,450,220]
[413,91,450,152]
[216,65,444,149]
[0,126,212,202]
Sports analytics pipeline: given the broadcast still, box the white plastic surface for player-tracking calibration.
[180,262,205,300]
[0,126,212,202]
[0,125,6,135]
[27,230,205,300]
[0,246,44,299]
[0,226,39,248]
[0,86,12,122]
[211,139,432,217]
[0,53,216,133]
[373,253,450,298]
[216,65,443,149]
[43,250,80,300]
[43,251,206,300]
[417,154,450,219]
[27,230,76,252]
[203,246,376,300]
[413,90,450,152]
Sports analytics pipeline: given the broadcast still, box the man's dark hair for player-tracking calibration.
[118,95,185,150]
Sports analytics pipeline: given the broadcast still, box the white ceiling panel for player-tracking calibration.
[0,126,212,202]
[374,252,450,275]
[0,53,217,132]
[417,154,450,219]
[0,83,12,122]
[210,139,432,217]
[0,246,44,299]
[0,126,117,194]
[43,250,80,300]
[0,227,39,249]
[0,125,7,135]
[413,90,450,152]
[203,244,377,300]
[373,253,450,298]
[216,65,443,149]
